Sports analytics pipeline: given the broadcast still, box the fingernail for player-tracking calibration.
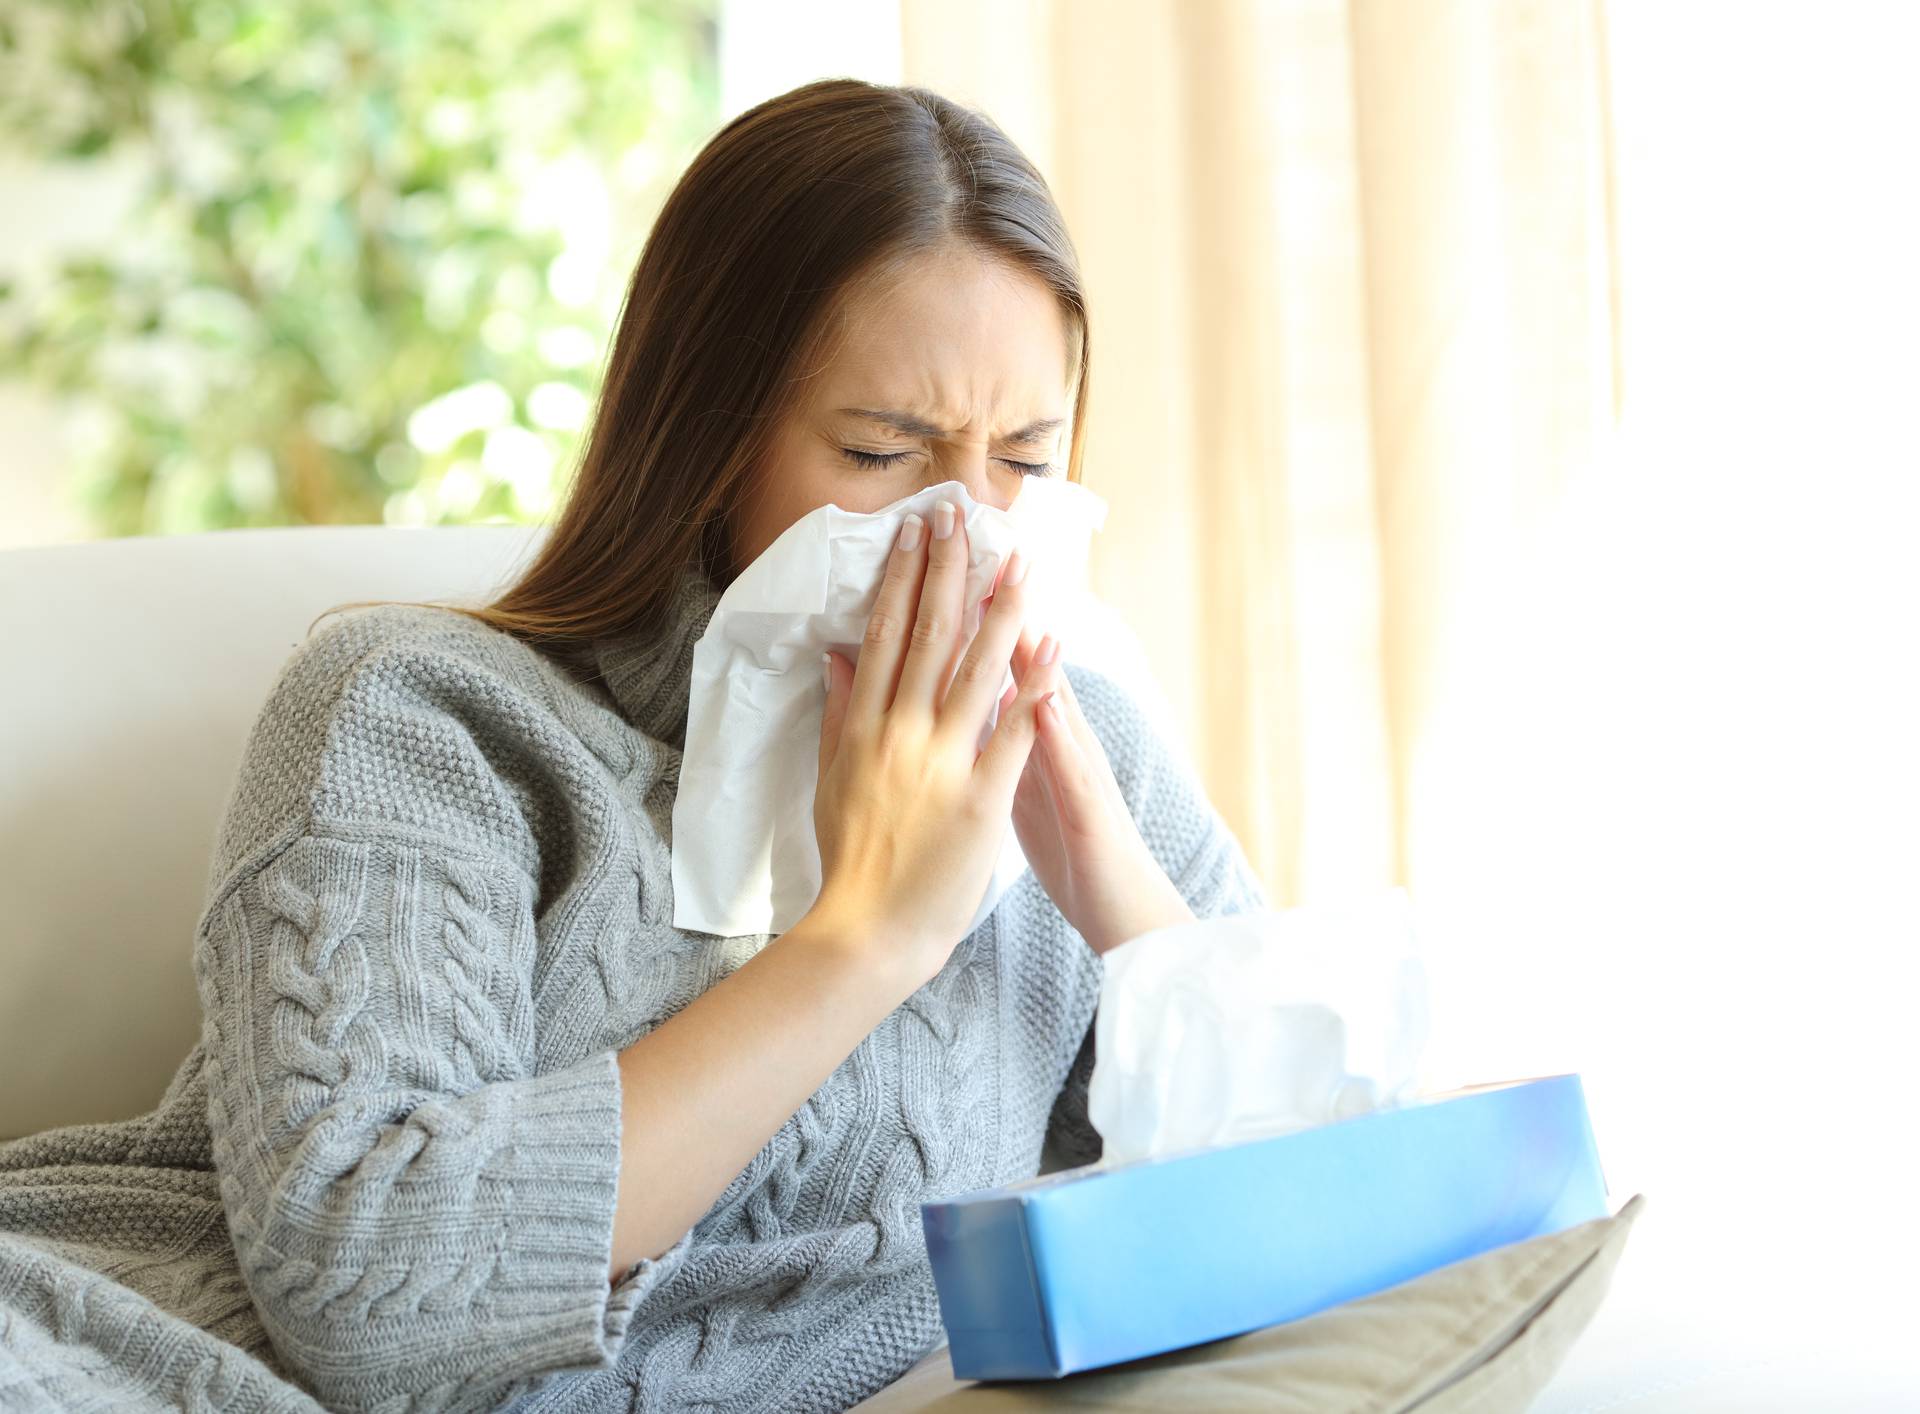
[897,513,923,551]
[933,500,956,539]
[821,652,833,693]
[1038,634,1060,666]
[1004,547,1028,585]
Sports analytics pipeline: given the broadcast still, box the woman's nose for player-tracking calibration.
[933,459,1017,513]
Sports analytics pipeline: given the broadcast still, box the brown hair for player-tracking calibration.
[312,77,1091,665]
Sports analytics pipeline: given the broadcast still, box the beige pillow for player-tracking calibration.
[852,1195,1645,1413]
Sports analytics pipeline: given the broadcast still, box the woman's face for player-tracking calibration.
[728,244,1075,575]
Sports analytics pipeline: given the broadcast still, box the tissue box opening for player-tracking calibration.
[918,1073,1608,1381]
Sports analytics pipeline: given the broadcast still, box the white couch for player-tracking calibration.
[0,525,558,1139]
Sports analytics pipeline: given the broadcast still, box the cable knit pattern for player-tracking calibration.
[0,556,1267,1413]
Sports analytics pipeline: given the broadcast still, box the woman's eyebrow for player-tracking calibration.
[837,408,1065,441]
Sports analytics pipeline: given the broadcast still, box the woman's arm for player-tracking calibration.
[1038,662,1272,1170]
[201,824,927,1412]
[199,834,637,1411]
[608,898,912,1270]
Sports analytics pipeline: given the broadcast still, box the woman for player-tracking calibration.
[0,79,1266,1412]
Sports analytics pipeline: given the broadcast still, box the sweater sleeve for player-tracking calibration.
[1040,664,1272,1172]
[194,828,694,1412]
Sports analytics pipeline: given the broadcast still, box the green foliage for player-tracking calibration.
[0,0,719,535]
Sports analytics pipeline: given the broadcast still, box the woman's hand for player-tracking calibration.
[997,626,1196,956]
[811,498,1067,987]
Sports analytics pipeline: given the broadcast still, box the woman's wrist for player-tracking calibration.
[1083,869,1195,956]
[786,888,934,996]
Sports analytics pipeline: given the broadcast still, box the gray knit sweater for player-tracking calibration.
[0,557,1267,1413]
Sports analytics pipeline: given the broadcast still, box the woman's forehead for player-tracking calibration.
[809,260,1072,424]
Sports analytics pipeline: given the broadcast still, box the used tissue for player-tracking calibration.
[672,475,1109,939]
[1086,889,1430,1167]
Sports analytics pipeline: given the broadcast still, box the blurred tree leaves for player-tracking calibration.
[0,0,718,535]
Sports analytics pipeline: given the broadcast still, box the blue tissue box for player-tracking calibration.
[919,1073,1608,1380]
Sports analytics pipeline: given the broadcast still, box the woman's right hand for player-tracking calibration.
[810,495,1066,987]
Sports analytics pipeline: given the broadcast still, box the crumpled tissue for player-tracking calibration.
[672,475,1109,939]
[1085,888,1430,1168]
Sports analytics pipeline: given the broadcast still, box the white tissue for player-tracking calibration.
[672,476,1109,939]
[1085,889,1430,1167]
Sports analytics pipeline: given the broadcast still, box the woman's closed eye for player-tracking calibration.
[839,447,1055,475]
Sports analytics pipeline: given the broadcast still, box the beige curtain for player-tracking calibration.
[899,0,1617,908]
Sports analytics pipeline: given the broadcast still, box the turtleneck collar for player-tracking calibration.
[588,558,725,749]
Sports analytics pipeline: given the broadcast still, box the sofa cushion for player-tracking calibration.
[851,1194,1644,1412]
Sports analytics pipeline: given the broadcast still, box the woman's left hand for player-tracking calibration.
[994,624,1196,956]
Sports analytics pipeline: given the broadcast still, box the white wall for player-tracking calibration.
[718,0,900,120]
